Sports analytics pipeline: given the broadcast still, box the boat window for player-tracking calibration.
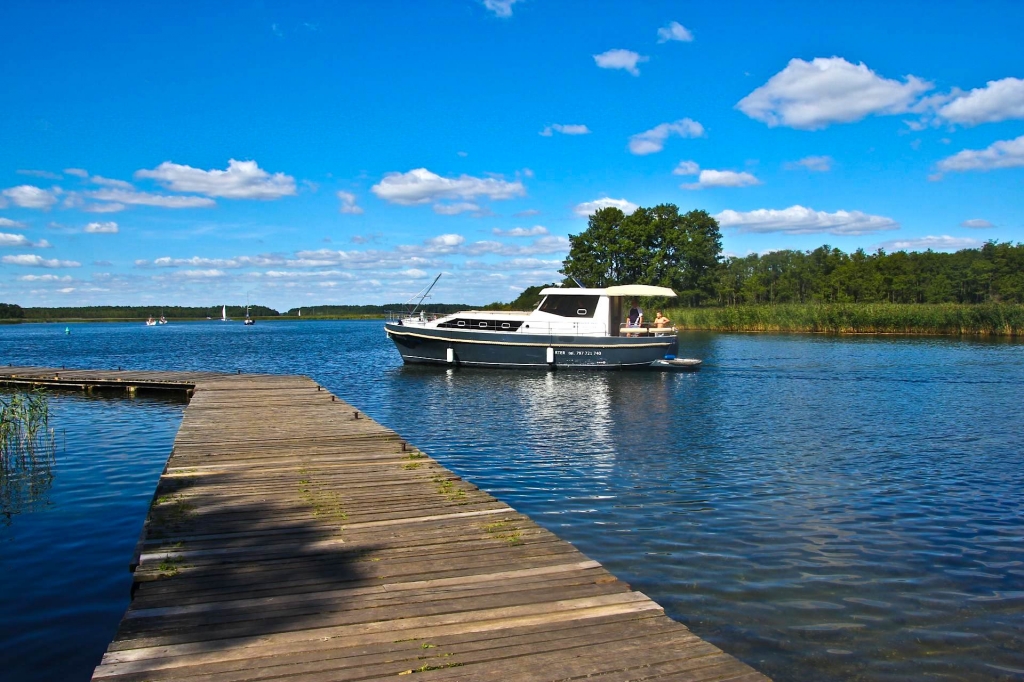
[538,295,599,318]
[457,320,465,327]
[501,322,510,329]
[478,321,487,328]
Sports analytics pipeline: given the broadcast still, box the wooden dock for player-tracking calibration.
[1,366,769,682]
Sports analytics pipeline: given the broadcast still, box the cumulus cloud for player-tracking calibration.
[875,235,981,252]
[483,0,519,17]
[64,168,89,178]
[178,269,227,278]
[672,160,700,175]
[1,185,61,210]
[0,218,25,228]
[736,57,932,130]
[784,155,833,172]
[423,234,466,252]
[716,205,899,235]
[90,175,134,190]
[86,188,216,208]
[337,191,364,214]
[17,170,62,180]
[18,274,72,282]
[539,123,592,136]
[657,21,693,43]
[138,255,277,269]
[628,118,704,155]
[0,233,50,248]
[135,159,297,199]
[573,197,639,217]
[492,225,549,237]
[461,236,569,257]
[2,254,81,267]
[593,49,648,76]
[433,202,480,215]
[961,219,994,229]
[682,170,761,189]
[84,221,119,234]
[83,202,126,213]
[939,78,1024,126]
[935,135,1024,173]
[371,168,525,205]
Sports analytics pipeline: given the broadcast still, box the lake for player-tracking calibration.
[1,320,1022,681]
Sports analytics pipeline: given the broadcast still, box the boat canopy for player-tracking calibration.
[539,284,677,298]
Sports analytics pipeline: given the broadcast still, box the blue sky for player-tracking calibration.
[1,0,1022,309]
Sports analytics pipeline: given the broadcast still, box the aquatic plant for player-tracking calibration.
[1,390,57,523]
[667,302,1024,336]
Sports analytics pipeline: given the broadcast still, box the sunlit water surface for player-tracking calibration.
[1,320,1022,681]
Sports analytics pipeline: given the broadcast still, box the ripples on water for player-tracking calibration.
[1,321,1022,681]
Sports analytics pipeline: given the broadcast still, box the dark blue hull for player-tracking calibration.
[385,324,677,369]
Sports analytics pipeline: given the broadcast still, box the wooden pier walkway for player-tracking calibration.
[1,366,768,682]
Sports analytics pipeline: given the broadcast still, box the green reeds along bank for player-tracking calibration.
[1,390,57,522]
[665,303,1024,336]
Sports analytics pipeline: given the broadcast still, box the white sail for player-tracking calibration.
[222,305,227,321]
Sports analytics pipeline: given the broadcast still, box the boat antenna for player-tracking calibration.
[570,276,585,288]
[408,273,442,315]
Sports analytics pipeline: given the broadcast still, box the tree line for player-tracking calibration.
[559,204,1024,306]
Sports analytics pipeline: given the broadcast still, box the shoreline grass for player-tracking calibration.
[665,303,1024,336]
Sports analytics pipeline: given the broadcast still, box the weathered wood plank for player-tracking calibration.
[0,366,768,682]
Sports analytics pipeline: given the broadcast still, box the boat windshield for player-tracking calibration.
[537,294,599,318]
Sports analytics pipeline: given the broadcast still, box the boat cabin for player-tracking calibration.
[529,284,677,336]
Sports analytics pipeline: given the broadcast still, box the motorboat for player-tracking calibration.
[385,284,685,369]
[145,317,157,326]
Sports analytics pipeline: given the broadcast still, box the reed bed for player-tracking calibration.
[666,303,1024,336]
[1,390,56,522]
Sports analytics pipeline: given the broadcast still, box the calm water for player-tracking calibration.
[1,321,1022,681]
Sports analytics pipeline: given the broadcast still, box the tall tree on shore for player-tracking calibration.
[560,204,723,305]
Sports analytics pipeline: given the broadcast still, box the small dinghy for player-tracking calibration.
[650,356,702,371]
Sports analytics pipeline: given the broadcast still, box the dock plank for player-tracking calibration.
[0,366,769,681]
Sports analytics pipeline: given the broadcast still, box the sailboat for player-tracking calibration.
[244,295,255,325]
[145,316,157,326]
[221,305,229,321]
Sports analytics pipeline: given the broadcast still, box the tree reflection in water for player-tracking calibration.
[1,390,57,524]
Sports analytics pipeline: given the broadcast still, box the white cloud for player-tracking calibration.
[2,254,81,267]
[939,78,1024,126]
[337,191,364,214]
[87,188,216,208]
[936,135,1024,173]
[657,21,693,43]
[0,233,32,247]
[682,170,761,189]
[140,255,276,269]
[593,49,648,76]
[0,218,25,228]
[371,168,525,205]
[573,197,639,217]
[18,274,72,282]
[628,118,705,155]
[483,0,519,18]
[539,123,591,136]
[135,159,297,199]
[424,234,465,251]
[875,235,981,252]
[961,219,994,229]
[83,202,126,213]
[84,221,119,234]
[492,225,549,237]
[736,57,932,130]
[2,185,61,210]
[58,287,75,294]
[433,202,480,215]
[91,175,134,190]
[784,155,833,172]
[64,168,89,178]
[17,170,62,180]
[716,205,899,235]
[672,160,700,175]
[0,232,50,248]
[176,269,227,278]
[513,208,541,217]
[462,236,569,257]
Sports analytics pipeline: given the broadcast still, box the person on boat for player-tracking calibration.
[624,300,643,336]
[654,311,671,328]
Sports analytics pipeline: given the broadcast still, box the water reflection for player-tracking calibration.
[1,390,58,525]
